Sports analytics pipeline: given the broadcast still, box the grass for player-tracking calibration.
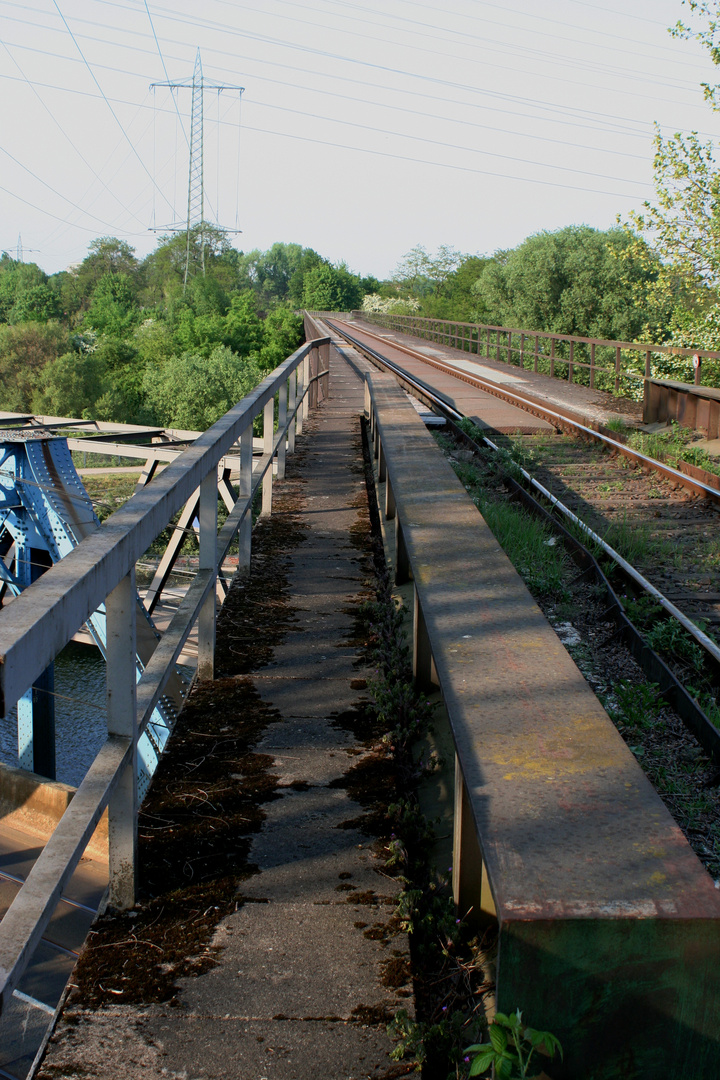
[601,679,720,878]
[440,434,571,601]
[603,514,674,567]
[627,421,720,479]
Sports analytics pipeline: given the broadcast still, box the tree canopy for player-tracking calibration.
[0,230,375,424]
[472,226,667,341]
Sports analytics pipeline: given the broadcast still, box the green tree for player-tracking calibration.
[393,244,466,298]
[9,282,61,323]
[85,272,140,336]
[259,305,304,369]
[421,255,493,320]
[89,337,145,422]
[0,322,68,411]
[143,345,263,430]
[223,292,265,357]
[287,249,326,306]
[301,261,369,311]
[237,242,318,305]
[60,238,141,321]
[672,1,720,106]
[0,261,60,323]
[473,226,665,340]
[302,263,342,310]
[32,350,107,418]
[142,224,238,303]
[627,128,720,302]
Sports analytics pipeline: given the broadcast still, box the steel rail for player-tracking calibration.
[327,319,720,673]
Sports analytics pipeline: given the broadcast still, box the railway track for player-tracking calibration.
[329,318,720,633]
[327,317,720,878]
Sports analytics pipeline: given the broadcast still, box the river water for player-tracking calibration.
[0,643,108,787]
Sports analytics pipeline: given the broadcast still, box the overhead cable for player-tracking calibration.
[50,0,175,217]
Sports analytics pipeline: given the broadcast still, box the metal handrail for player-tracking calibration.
[354,310,720,392]
[0,334,330,1017]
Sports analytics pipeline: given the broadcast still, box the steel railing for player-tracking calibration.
[354,311,720,395]
[0,335,330,1017]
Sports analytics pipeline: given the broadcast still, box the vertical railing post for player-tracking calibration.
[645,349,652,382]
[385,475,396,520]
[302,351,311,425]
[534,335,539,372]
[378,437,386,483]
[277,378,288,480]
[453,756,488,921]
[485,327,490,359]
[496,330,500,362]
[321,340,330,400]
[288,368,297,456]
[238,421,253,575]
[590,343,596,388]
[106,571,138,911]
[197,471,218,680]
[569,339,574,383]
[550,337,556,379]
[520,333,525,368]
[413,587,435,693]
[694,353,702,386]
[310,346,318,409]
[261,397,274,517]
[614,346,621,394]
[395,519,410,586]
[297,356,306,436]
[506,331,512,366]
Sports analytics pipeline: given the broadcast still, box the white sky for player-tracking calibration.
[1,0,719,280]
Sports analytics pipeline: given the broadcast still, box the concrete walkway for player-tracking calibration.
[39,351,412,1080]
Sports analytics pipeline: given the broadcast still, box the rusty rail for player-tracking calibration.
[354,310,720,395]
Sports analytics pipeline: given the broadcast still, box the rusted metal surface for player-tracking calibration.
[644,376,720,438]
[332,319,720,506]
[355,309,720,397]
[365,370,720,1079]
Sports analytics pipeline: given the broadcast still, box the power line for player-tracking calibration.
[1,6,716,147]
[128,0,712,113]
[50,0,175,218]
[249,98,653,188]
[143,0,188,149]
[0,40,148,228]
[240,120,648,202]
[3,1,713,120]
[0,64,650,196]
[204,0,706,93]
[0,143,139,231]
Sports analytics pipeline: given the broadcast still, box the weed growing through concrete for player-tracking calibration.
[464,1009,563,1080]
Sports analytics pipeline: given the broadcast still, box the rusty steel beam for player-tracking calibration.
[365,369,720,1079]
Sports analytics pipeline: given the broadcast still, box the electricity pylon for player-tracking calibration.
[151,49,244,288]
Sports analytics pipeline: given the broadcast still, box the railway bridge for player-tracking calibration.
[0,313,719,1080]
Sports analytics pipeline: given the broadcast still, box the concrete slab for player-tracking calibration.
[177,903,399,1018]
[153,1012,399,1080]
[253,677,364,717]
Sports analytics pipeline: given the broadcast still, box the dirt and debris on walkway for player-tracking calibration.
[38,353,412,1080]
